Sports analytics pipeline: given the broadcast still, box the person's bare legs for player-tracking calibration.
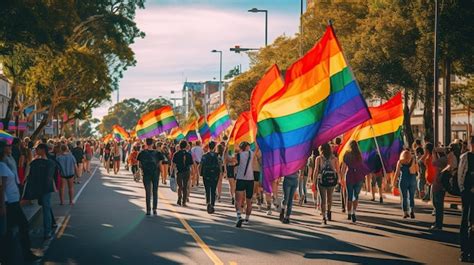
[217,173,224,199]
[228,178,236,200]
[67,178,75,205]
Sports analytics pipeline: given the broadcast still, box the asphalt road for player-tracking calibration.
[34,161,463,265]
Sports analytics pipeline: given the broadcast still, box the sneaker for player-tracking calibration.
[282,218,290,224]
[323,217,327,225]
[410,211,415,219]
[304,197,307,204]
[236,218,243,228]
[429,225,442,231]
[327,211,332,221]
[266,208,272,216]
[351,214,357,223]
[347,214,351,220]
[379,198,383,204]
[207,204,212,214]
[146,211,151,216]
[403,212,409,219]
[244,219,249,224]
[209,206,215,214]
[153,209,157,215]
[231,198,235,205]
[279,208,285,222]
[177,199,182,206]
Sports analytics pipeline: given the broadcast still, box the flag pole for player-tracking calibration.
[369,121,388,178]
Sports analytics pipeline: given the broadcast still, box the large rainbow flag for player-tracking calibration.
[112,124,129,142]
[136,106,178,139]
[256,25,371,190]
[168,127,185,141]
[250,64,284,122]
[228,111,257,155]
[338,92,403,173]
[102,134,113,143]
[184,120,199,142]
[0,130,14,144]
[207,104,231,138]
[198,116,211,144]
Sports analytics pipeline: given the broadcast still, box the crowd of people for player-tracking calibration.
[0,133,472,263]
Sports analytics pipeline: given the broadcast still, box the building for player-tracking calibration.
[0,74,11,119]
[182,81,221,117]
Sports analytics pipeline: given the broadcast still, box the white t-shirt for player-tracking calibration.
[191,146,204,163]
[0,161,19,203]
[236,151,254,181]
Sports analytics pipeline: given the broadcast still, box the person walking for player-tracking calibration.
[172,140,193,207]
[128,145,140,182]
[314,143,340,224]
[137,138,163,216]
[393,150,419,218]
[430,145,449,230]
[191,141,204,186]
[161,146,170,185]
[370,157,384,203]
[71,141,84,184]
[457,136,474,262]
[234,142,254,228]
[56,144,77,205]
[26,144,58,239]
[0,141,40,263]
[216,143,226,202]
[112,142,121,175]
[252,147,263,208]
[83,141,93,173]
[103,142,111,173]
[224,145,236,205]
[341,140,369,223]
[200,141,221,214]
[280,172,299,224]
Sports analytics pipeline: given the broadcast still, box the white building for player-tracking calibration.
[0,74,11,119]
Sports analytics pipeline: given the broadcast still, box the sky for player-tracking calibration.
[92,0,303,119]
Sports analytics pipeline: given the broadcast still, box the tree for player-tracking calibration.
[78,118,100,138]
[99,98,144,134]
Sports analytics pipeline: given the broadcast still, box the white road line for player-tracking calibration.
[73,165,99,204]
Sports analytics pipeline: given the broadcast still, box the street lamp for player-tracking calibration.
[211,50,223,105]
[248,8,268,47]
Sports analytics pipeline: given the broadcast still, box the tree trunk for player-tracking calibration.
[423,77,434,143]
[30,105,55,141]
[2,83,18,129]
[403,88,415,147]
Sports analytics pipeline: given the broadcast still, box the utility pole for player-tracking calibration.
[444,58,451,145]
[433,0,439,146]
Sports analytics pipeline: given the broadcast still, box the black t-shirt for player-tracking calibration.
[28,158,58,197]
[172,150,193,173]
[137,149,164,176]
[72,147,84,162]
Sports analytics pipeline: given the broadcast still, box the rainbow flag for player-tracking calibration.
[168,127,185,141]
[112,124,129,142]
[130,130,137,138]
[207,104,231,138]
[228,111,256,155]
[338,92,403,173]
[0,130,14,144]
[257,25,370,191]
[250,64,284,122]
[184,120,199,142]
[102,134,113,143]
[198,116,211,144]
[136,106,178,139]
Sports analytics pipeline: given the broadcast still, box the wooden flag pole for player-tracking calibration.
[369,121,388,178]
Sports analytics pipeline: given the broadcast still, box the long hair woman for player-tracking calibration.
[341,140,369,223]
[393,149,419,218]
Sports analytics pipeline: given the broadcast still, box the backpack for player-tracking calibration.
[318,156,338,187]
[201,152,220,178]
[441,169,460,196]
[140,150,157,176]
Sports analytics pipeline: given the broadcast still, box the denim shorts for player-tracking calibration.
[347,181,363,201]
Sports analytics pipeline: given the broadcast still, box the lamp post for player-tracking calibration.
[211,50,223,105]
[433,0,439,145]
[248,8,268,47]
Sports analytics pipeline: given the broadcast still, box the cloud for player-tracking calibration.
[93,5,299,119]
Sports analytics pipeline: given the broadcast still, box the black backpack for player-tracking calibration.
[319,156,338,187]
[202,152,220,178]
[140,150,157,176]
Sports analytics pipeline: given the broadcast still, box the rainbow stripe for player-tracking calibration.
[112,124,129,142]
[250,64,284,122]
[0,130,14,144]
[168,127,184,141]
[207,104,231,138]
[256,25,370,190]
[198,116,211,144]
[184,120,199,142]
[338,92,403,173]
[136,106,178,139]
[228,111,256,155]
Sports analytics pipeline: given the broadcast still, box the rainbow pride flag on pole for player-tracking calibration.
[198,116,211,144]
[184,120,199,142]
[228,111,257,155]
[0,130,14,144]
[102,134,113,143]
[338,92,404,173]
[112,124,129,142]
[207,104,231,138]
[168,127,185,141]
[256,25,371,190]
[136,106,178,139]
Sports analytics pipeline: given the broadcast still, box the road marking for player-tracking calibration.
[56,215,71,239]
[73,165,99,204]
[159,193,224,265]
